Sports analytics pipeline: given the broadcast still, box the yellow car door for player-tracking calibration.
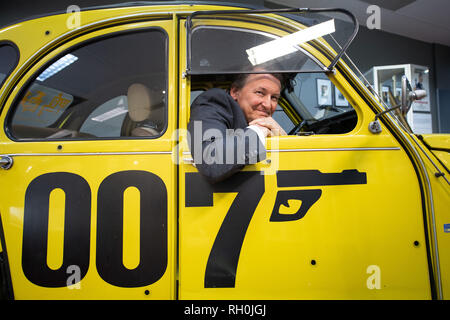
[178,12,432,299]
[0,17,177,299]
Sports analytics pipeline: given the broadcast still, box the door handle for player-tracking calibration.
[0,155,13,170]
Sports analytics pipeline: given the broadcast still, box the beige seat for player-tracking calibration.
[127,83,159,136]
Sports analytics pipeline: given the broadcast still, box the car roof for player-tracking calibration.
[1,1,265,29]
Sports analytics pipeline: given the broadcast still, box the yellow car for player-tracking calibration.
[0,2,448,300]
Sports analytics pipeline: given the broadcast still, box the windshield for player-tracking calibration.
[285,71,353,122]
[314,13,415,132]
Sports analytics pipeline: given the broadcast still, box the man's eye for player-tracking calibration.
[255,90,264,96]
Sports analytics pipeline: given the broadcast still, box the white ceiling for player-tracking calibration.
[271,0,450,47]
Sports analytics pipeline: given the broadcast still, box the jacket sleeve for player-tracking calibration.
[187,89,266,184]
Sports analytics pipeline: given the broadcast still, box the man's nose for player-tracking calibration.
[261,95,272,109]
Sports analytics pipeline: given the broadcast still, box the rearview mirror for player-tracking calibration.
[401,75,427,116]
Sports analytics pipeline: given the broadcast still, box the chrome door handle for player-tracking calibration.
[0,156,13,170]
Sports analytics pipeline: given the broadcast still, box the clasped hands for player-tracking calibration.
[249,117,287,137]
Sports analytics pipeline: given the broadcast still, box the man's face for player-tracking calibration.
[230,73,281,123]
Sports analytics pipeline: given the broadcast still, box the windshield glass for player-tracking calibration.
[336,47,414,132]
[286,71,353,122]
[306,11,413,132]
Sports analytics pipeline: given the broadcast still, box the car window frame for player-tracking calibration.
[4,27,169,142]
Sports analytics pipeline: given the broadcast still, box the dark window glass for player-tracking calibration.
[9,29,167,140]
[0,44,19,87]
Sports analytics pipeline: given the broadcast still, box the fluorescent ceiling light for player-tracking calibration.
[92,106,128,122]
[37,54,78,81]
[246,19,336,66]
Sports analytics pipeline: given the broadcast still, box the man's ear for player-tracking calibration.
[229,86,239,101]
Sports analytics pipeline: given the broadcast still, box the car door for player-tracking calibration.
[177,13,433,299]
[0,19,177,299]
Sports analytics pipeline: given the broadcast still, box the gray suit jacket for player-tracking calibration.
[187,88,266,184]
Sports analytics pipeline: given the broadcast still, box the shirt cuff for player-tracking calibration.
[247,125,266,147]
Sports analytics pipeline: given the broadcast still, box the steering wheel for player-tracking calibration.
[288,120,307,135]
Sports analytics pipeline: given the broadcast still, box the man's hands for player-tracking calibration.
[249,117,287,137]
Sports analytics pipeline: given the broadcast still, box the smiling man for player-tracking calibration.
[187,72,286,184]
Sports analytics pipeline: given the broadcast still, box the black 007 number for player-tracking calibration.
[21,171,167,288]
